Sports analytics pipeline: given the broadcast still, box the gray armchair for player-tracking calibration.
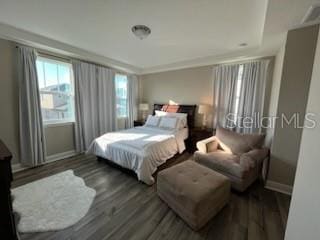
[194,127,269,192]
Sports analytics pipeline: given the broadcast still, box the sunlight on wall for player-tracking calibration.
[169,100,180,105]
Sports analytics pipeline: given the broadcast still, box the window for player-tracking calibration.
[115,74,128,118]
[234,64,244,118]
[36,57,75,124]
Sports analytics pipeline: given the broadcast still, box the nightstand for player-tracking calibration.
[134,120,145,127]
[187,128,215,153]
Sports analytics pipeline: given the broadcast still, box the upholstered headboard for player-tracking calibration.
[153,104,197,128]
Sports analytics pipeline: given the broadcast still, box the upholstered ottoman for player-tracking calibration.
[157,160,230,230]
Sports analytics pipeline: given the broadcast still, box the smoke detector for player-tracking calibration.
[302,4,320,24]
[131,25,151,40]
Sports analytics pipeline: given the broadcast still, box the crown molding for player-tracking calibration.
[140,47,278,74]
[0,22,282,75]
[0,22,141,74]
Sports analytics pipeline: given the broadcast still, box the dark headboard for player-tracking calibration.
[153,104,197,128]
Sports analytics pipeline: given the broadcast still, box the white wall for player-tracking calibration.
[285,28,320,240]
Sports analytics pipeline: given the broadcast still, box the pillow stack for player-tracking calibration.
[155,110,187,130]
[143,111,188,130]
[159,117,178,129]
[145,115,160,127]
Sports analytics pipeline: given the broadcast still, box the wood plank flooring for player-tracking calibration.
[13,153,291,240]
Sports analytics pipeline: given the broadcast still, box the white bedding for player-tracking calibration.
[87,126,188,185]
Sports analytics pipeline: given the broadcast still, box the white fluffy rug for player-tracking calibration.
[12,170,96,233]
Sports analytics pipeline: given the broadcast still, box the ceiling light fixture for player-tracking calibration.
[132,25,151,40]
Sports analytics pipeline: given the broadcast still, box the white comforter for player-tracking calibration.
[87,126,187,185]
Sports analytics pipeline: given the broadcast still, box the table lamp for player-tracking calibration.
[198,104,210,129]
[139,103,149,121]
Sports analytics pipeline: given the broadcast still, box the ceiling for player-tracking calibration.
[0,0,319,74]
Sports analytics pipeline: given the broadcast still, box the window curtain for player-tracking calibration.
[73,61,117,152]
[125,75,139,128]
[212,60,269,133]
[18,46,46,166]
[97,66,117,134]
[212,64,240,129]
[236,60,269,133]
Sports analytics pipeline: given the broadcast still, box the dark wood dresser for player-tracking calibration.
[0,140,19,240]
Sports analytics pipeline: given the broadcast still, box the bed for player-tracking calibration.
[87,104,196,185]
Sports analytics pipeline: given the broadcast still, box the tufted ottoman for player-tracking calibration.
[157,160,230,230]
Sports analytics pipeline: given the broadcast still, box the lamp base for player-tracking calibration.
[202,114,207,130]
[141,111,148,121]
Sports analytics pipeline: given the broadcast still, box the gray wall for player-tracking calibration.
[44,124,75,156]
[0,38,20,163]
[265,43,285,147]
[285,28,320,240]
[140,66,213,127]
[0,38,75,164]
[140,58,274,129]
[269,24,319,186]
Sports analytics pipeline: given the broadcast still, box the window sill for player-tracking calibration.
[44,121,75,128]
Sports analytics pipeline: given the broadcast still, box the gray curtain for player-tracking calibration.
[97,66,117,134]
[212,64,240,129]
[18,46,46,166]
[126,75,139,128]
[236,60,269,133]
[73,61,97,152]
[73,61,117,152]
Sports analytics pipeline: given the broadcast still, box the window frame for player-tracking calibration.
[36,55,75,126]
[234,64,244,120]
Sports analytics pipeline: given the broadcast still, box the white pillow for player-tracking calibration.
[159,117,178,129]
[145,115,160,127]
[155,110,168,117]
[155,110,188,129]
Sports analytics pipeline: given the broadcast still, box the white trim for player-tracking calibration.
[265,180,293,195]
[0,22,140,74]
[11,150,78,173]
[12,163,29,173]
[140,49,277,74]
[45,150,77,162]
[37,55,71,65]
[44,121,75,128]
[0,22,280,75]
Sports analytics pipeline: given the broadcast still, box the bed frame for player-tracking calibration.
[152,104,197,128]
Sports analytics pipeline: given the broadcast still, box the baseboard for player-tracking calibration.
[265,180,293,195]
[12,163,29,173]
[45,150,77,163]
[12,150,78,173]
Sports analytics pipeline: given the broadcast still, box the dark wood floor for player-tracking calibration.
[13,153,291,240]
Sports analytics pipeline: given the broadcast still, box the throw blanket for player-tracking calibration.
[87,126,187,185]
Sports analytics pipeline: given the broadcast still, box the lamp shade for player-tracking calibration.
[198,104,210,114]
[139,103,149,111]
